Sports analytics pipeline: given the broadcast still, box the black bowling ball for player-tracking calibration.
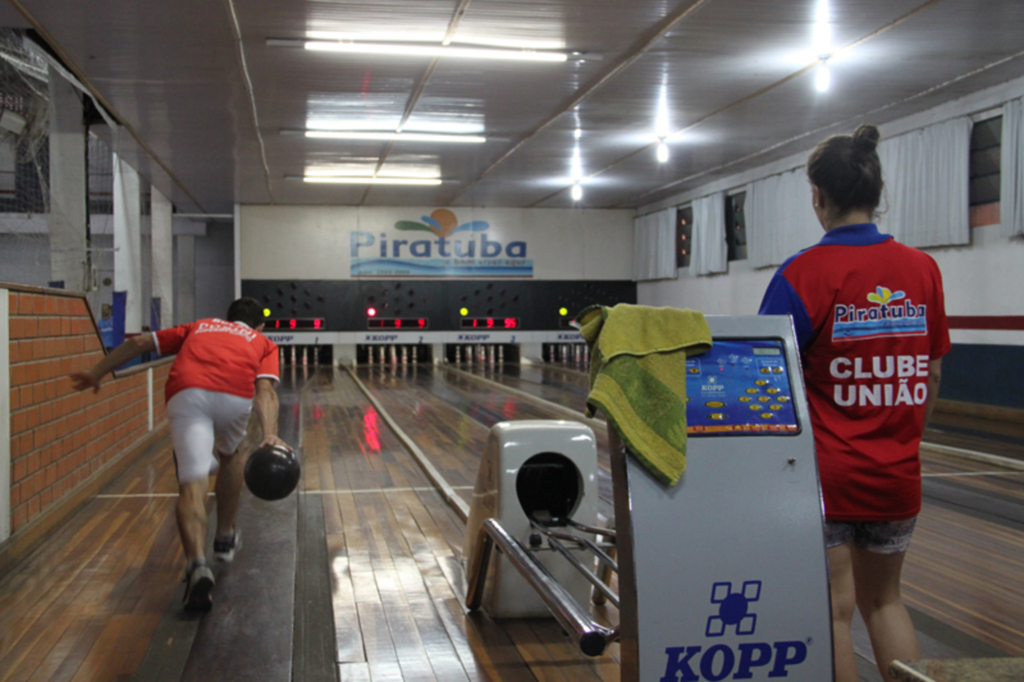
[245,443,300,501]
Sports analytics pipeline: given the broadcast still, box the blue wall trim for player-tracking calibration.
[939,343,1024,409]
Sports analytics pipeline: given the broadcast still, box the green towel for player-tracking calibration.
[577,304,712,486]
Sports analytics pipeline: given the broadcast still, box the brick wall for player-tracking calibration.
[7,288,171,533]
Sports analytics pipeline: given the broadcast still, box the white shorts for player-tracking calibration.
[167,388,253,483]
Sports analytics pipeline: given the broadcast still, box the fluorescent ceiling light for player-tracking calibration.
[656,141,670,163]
[302,40,568,62]
[655,84,671,139]
[303,176,442,186]
[571,146,583,181]
[303,130,485,143]
[815,62,831,92]
[571,183,583,201]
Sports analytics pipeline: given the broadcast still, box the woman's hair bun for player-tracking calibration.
[851,124,880,155]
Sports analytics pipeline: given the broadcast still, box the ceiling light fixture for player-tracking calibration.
[299,39,569,62]
[571,183,583,201]
[656,140,670,163]
[654,81,672,164]
[815,59,831,92]
[303,130,486,143]
[302,176,442,186]
[813,0,831,54]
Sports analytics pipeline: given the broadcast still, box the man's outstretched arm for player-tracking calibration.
[70,334,156,393]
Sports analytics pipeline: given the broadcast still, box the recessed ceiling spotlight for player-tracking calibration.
[815,60,831,92]
[302,130,486,143]
[301,176,442,186]
[296,39,569,62]
[656,141,670,163]
[571,183,583,201]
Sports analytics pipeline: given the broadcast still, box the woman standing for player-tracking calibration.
[759,124,949,682]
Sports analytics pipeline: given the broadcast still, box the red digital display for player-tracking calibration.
[268,318,324,330]
[460,317,520,329]
[367,318,429,330]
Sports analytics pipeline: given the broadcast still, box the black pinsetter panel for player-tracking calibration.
[241,280,636,332]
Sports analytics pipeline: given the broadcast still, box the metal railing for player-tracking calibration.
[465,517,619,657]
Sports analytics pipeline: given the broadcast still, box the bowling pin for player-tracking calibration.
[455,345,461,363]
[400,345,408,364]
[367,345,374,364]
[377,345,385,363]
[498,345,504,364]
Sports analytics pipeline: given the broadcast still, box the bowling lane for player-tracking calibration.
[450,362,591,413]
[925,411,1024,464]
[354,363,615,515]
[296,366,622,680]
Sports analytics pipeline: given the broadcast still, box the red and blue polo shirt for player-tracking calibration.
[759,223,950,521]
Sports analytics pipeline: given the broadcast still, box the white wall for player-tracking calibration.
[195,222,235,321]
[641,223,1024,344]
[928,223,1024,346]
[240,205,634,280]
[640,258,775,317]
[638,76,1024,348]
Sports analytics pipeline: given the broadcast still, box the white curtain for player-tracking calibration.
[1000,98,1024,237]
[691,192,728,276]
[633,208,677,281]
[746,168,822,268]
[877,117,972,247]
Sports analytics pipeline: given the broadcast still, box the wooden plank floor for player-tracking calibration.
[0,360,1020,681]
[308,367,621,681]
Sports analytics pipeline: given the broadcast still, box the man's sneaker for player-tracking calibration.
[183,559,214,612]
[213,528,241,563]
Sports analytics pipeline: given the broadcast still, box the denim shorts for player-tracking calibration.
[824,517,917,554]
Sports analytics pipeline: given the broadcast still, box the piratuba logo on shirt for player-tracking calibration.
[832,286,928,342]
[196,319,258,342]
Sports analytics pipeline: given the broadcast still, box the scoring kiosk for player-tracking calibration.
[613,315,832,681]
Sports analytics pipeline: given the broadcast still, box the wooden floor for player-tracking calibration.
[0,360,1020,681]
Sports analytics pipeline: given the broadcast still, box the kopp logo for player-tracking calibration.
[707,581,760,637]
[661,580,808,681]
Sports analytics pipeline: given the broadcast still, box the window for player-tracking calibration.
[676,206,693,268]
[969,116,1001,206]
[725,192,747,261]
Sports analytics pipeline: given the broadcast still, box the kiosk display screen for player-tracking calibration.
[685,339,799,435]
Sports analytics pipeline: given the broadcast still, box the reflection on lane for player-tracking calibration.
[361,364,614,510]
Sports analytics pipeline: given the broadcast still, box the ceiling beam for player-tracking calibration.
[225,0,274,203]
[447,0,714,204]
[530,0,948,208]
[359,0,475,204]
[630,43,1024,210]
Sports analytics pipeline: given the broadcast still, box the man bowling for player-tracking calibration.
[71,297,289,611]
